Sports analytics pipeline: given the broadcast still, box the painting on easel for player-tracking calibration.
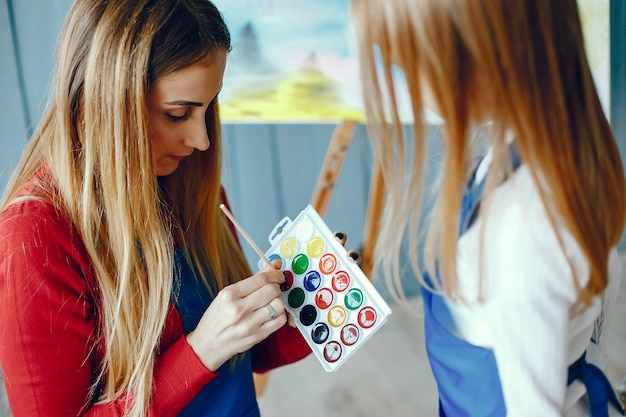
[212,0,364,122]
[214,0,611,123]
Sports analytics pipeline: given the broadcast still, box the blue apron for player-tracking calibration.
[172,249,260,417]
[422,150,624,416]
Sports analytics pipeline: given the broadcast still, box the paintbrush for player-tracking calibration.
[219,203,276,269]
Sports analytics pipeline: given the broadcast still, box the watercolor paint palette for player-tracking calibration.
[258,205,392,372]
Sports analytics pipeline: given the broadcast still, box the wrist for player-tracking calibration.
[185,331,225,372]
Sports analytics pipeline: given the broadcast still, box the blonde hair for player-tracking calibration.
[351,0,626,302]
[1,0,250,415]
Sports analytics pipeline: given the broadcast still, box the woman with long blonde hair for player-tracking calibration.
[0,0,311,415]
[351,0,626,415]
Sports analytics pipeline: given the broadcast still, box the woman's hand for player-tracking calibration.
[186,230,360,372]
[333,231,361,267]
[186,264,287,372]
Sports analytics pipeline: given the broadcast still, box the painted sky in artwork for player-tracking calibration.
[213,0,610,123]
[212,0,363,122]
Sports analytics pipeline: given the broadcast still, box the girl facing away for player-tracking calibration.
[0,0,314,415]
[351,0,626,416]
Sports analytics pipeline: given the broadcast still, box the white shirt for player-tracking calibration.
[447,148,622,416]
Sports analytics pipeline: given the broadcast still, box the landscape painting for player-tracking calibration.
[213,0,363,122]
[214,0,610,123]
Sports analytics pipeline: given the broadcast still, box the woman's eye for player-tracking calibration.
[165,112,190,123]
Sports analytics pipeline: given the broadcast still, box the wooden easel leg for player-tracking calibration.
[309,120,386,278]
[310,121,356,217]
[359,163,385,277]
[253,372,270,397]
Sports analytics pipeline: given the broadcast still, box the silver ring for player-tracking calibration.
[264,304,277,320]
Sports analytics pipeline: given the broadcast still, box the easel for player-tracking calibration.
[254,120,384,396]
[308,120,383,277]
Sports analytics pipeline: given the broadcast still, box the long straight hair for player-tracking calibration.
[0,0,250,415]
[351,0,626,303]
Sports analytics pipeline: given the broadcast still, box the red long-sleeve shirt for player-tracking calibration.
[0,178,310,416]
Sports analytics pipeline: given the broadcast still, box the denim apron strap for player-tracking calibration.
[422,281,507,416]
[459,148,521,236]
[423,152,513,416]
[173,249,260,417]
[567,351,626,417]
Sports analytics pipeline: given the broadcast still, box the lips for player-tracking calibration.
[169,155,187,162]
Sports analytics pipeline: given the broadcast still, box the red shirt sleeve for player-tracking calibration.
[251,324,311,373]
[0,198,216,416]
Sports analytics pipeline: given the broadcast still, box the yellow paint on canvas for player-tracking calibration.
[221,63,364,122]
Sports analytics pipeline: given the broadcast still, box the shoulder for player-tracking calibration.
[0,194,75,254]
[0,186,94,295]
[0,168,71,238]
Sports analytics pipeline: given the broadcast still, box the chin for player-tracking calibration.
[156,164,179,177]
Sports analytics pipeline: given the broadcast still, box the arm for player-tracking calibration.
[0,200,215,416]
[482,199,599,416]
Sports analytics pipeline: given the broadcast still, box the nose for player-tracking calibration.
[185,118,210,151]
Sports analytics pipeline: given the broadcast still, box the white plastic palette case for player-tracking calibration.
[259,205,392,372]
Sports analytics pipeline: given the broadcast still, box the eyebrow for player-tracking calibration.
[165,100,204,107]
[164,86,223,107]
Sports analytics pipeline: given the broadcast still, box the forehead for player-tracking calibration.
[149,52,226,100]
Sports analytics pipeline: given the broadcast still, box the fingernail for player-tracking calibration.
[334,232,345,240]
[348,250,360,262]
